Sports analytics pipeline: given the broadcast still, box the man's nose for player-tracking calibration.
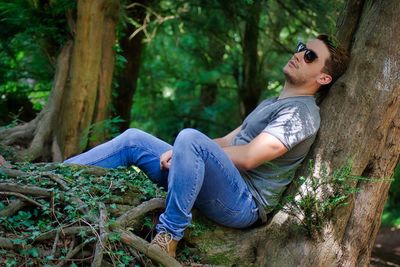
[293,52,301,62]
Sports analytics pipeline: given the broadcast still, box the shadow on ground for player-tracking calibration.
[371,227,400,267]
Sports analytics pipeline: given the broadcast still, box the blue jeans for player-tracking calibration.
[65,128,259,240]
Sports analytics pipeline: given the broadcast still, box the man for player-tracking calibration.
[65,34,349,257]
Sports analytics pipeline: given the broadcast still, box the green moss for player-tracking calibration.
[207,252,238,265]
[194,237,240,265]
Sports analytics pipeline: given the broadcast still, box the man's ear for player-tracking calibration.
[317,73,332,85]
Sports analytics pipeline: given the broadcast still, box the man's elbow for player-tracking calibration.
[236,158,259,170]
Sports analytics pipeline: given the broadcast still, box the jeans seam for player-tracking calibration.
[84,145,161,165]
[185,157,201,211]
[198,147,243,214]
[205,150,240,191]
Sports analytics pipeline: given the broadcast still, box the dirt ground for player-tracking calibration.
[370,227,400,267]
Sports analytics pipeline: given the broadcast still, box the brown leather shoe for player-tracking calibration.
[149,231,178,257]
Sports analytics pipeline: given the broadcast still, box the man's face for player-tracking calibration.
[283,38,332,88]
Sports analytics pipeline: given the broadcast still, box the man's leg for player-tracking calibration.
[156,128,259,241]
[64,128,172,188]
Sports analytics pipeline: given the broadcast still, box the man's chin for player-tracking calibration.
[283,71,295,84]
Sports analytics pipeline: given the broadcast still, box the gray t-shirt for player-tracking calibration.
[232,96,320,222]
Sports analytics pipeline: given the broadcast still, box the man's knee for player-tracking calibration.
[117,128,148,145]
[176,128,206,141]
[175,128,208,145]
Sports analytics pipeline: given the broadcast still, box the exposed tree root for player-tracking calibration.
[92,202,108,267]
[116,197,165,228]
[0,191,45,209]
[0,237,19,250]
[0,182,52,197]
[34,226,93,242]
[0,199,26,217]
[0,42,72,162]
[0,167,29,177]
[56,238,95,267]
[0,163,187,266]
[118,229,182,267]
[42,172,69,190]
[0,120,37,146]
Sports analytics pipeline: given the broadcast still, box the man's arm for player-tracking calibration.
[223,132,288,170]
[213,125,242,147]
[160,125,242,170]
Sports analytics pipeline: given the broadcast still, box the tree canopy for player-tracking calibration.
[0,0,343,141]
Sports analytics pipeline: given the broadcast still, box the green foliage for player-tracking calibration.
[0,0,345,139]
[0,163,165,265]
[382,163,400,227]
[130,0,345,142]
[0,0,73,125]
[386,163,400,210]
[282,161,360,237]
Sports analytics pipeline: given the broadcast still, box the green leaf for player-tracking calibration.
[27,247,39,258]
[5,258,17,267]
[11,238,27,245]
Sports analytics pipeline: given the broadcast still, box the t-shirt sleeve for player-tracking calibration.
[263,103,319,150]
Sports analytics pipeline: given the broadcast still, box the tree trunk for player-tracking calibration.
[188,0,400,266]
[239,0,263,117]
[200,36,224,109]
[114,0,146,132]
[0,1,119,161]
[89,0,120,147]
[56,0,108,158]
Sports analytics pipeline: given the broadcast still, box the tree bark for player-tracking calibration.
[188,0,400,266]
[89,0,120,147]
[239,0,263,117]
[56,0,108,158]
[319,1,400,265]
[0,1,119,161]
[200,36,224,109]
[0,42,73,162]
[114,0,146,132]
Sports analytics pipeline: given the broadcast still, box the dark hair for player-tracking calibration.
[315,34,350,104]
[317,34,350,83]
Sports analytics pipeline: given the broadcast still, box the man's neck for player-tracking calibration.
[279,82,317,99]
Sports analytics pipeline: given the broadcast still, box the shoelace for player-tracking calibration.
[151,232,173,252]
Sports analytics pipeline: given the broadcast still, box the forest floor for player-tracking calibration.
[371,227,400,267]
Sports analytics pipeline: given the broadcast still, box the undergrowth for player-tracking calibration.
[0,163,174,266]
[282,161,360,238]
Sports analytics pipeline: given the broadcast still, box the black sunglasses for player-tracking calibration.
[295,42,318,63]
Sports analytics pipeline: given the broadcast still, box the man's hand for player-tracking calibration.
[160,150,173,170]
[214,125,242,147]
